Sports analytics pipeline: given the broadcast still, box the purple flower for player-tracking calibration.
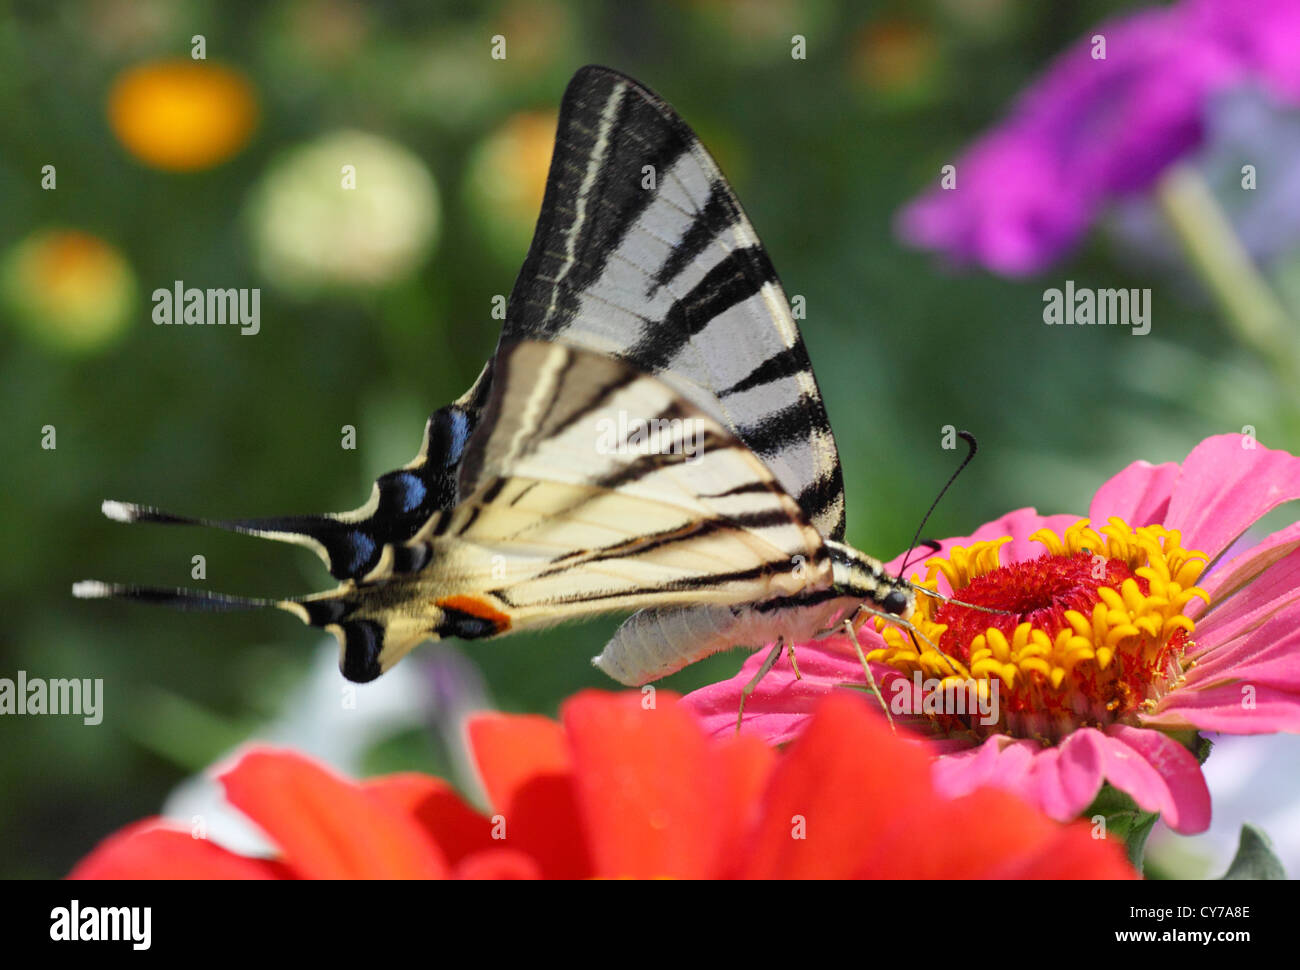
[897,0,1300,275]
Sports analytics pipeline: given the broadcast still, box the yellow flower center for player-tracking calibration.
[869,517,1210,742]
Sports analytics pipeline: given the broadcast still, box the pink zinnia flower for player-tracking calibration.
[684,434,1300,834]
[896,0,1300,275]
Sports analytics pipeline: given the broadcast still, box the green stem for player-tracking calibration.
[1155,164,1300,388]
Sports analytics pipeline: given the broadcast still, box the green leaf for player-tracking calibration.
[1220,824,1287,880]
[1084,784,1160,873]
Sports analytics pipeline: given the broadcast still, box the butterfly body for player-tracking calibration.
[594,538,909,686]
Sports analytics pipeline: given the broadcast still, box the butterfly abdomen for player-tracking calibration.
[593,589,858,686]
[594,604,752,685]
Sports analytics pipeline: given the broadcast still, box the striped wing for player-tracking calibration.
[81,67,845,588]
[301,340,831,678]
[77,66,851,685]
[503,66,846,540]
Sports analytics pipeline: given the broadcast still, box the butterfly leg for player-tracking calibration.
[852,603,966,679]
[736,637,786,735]
[785,639,802,680]
[841,617,895,732]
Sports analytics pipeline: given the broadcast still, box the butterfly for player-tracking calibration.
[77,65,945,711]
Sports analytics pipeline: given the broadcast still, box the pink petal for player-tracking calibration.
[1143,681,1300,734]
[1185,602,1300,684]
[1101,726,1211,834]
[885,508,1083,587]
[1029,729,1108,820]
[933,727,1210,834]
[682,638,866,744]
[935,730,1108,824]
[932,735,1039,798]
[1164,434,1300,563]
[1196,523,1300,631]
[1089,459,1179,527]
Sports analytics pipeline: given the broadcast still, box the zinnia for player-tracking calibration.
[896,0,1300,274]
[685,434,1300,834]
[70,691,1131,879]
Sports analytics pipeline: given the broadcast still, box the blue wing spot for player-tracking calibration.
[444,409,471,467]
[391,472,427,513]
[342,530,377,576]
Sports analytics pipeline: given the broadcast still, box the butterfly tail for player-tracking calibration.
[92,381,492,582]
[70,578,437,683]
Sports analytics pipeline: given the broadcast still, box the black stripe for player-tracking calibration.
[430,511,455,538]
[626,247,777,373]
[530,507,802,580]
[507,73,692,339]
[595,425,734,492]
[697,481,775,500]
[339,620,385,683]
[754,587,846,613]
[649,180,737,294]
[460,341,577,491]
[718,346,811,398]
[796,469,845,533]
[503,557,810,609]
[508,481,539,507]
[735,394,832,458]
[455,505,483,537]
[545,366,642,443]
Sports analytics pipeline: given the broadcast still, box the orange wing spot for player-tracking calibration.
[435,595,512,633]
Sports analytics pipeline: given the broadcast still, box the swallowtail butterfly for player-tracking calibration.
[76,66,930,700]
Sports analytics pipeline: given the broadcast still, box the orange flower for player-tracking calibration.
[1,229,135,352]
[69,692,1133,879]
[108,60,258,171]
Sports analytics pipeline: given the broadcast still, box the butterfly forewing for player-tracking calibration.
[505,67,846,540]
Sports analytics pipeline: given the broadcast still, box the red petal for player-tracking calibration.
[468,712,571,812]
[69,818,287,880]
[454,848,543,880]
[740,692,931,878]
[711,734,777,876]
[365,773,496,866]
[219,747,448,879]
[1000,823,1136,879]
[742,693,1134,878]
[858,787,1133,878]
[562,690,747,879]
[468,712,591,878]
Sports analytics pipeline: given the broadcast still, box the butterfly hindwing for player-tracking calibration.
[307,340,830,678]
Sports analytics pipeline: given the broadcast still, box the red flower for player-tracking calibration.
[70,691,1133,879]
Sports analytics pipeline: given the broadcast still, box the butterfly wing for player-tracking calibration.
[78,66,851,685]
[96,66,845,578]
[320,340,830,678]
[503,65,846,540]
[82,341,831,681]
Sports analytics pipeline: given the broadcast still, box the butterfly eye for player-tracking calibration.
[883,590,910,615]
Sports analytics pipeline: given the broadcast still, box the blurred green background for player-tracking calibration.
[3,0,1298,878]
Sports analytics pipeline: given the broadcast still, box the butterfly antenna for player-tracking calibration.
[913,585,1009,615]
[896,431,978,580]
